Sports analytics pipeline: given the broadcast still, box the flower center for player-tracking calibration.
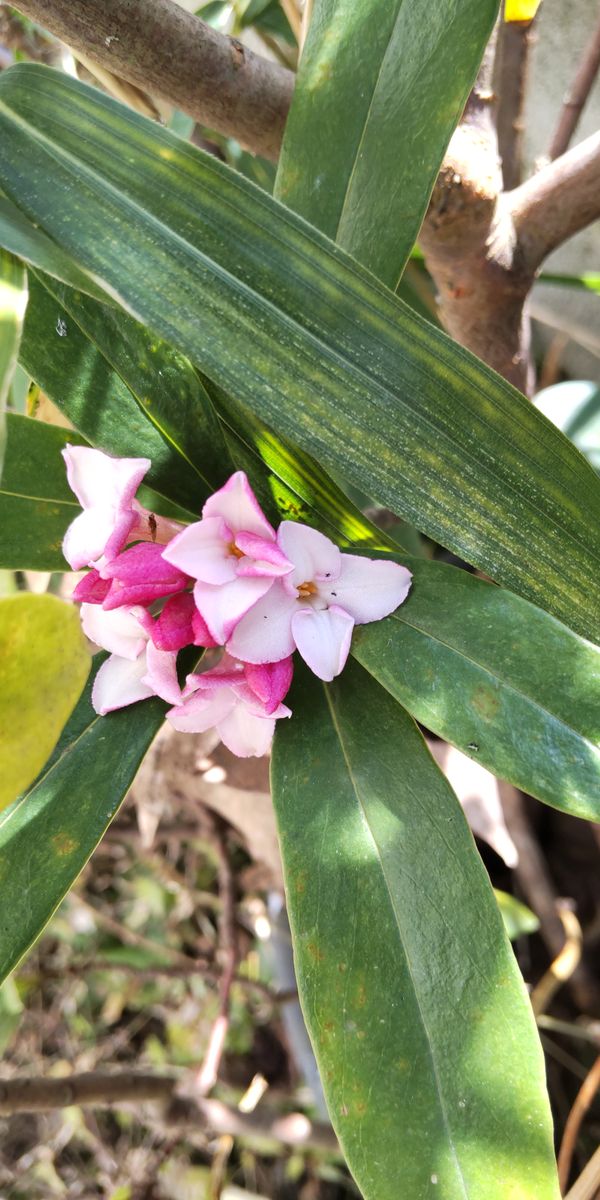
[228,542,245,560]
[297,580,318,599]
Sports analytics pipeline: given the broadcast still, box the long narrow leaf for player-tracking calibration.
[0,67,597,642]
[276,0,499,286]
[271,663,560,1200]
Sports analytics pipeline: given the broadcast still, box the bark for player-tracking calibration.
[11,0,294,161]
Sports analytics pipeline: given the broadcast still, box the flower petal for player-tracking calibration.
[291,605,354,681]
[192,607,219,648]
[194,575,274,644]
[91,652,154,715]
[244,657,294,714]
[217,705,278,758]
[321,554,412,624]
[227,581,297,664]
[142,642,182,705]
[167,686,236,733]
[277,521,341,590]
[203,471,275,539]
[234,532,293,577]
[72,569,111,604]
[62,445,150,512]
[80,603,147,660]
[162,516,236,585]
[63,507,126,571]
[103,542,188,586]
[139,593,196,651]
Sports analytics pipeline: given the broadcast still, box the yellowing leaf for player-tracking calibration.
[0,594,90,811]
[505,0,542,21]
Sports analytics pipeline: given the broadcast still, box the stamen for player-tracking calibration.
[229,542,245,560]
[297,580,318,599]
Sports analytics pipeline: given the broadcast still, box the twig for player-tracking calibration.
[195,815,239,1096]
[537,1016,600,1047]
[565,1145,600,1200]
[0,1073,338,1153]
[500,789,600,1014]
[11,0,294,161]
[558,1055,600,1193]
[509,130,600,270]
[495,17,537,189]
[549,11,600,160]
[530,905,582,1016]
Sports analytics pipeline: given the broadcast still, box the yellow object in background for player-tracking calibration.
[505,0,542,19]
[0,594,90,812]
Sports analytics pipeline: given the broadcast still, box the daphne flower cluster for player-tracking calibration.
[63,447,412,757]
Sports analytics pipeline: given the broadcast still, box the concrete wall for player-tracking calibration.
[524,0,600,380]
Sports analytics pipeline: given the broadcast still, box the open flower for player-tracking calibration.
[162,471,293,644]
[80,604,182,715]
[167,653,293,757]
[228,522,412,681]
[62,445,183,571]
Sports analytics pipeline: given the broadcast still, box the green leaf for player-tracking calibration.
[0,249,27,476]
[0,68,598,643]
[494,891,539,940]
[0,656,165,983]
[0,193,109,302]
[271,662,560,1200]
[275,0,499,286]
[0,413,84,570]
[0,594,90,812]
[20,271,228,515]
[352,556,600,821]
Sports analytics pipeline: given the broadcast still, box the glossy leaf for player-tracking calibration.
[0,657,166,983]
[352,556,600,821]
[0,249,27,476]
[20,272,228,515]
[0,193,109,302]
[271,662,560,1200]
[0,594,90,811]
[0,413,84,570]
[276,0,499,287]
[0,69,598,644]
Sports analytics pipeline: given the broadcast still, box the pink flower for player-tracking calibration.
[137,593,217,652]
[99,543,190,610]
[167,653,293,758]
[162,471,293,645]
[62,445,184,571]
[80,603,182,715]
[62,445,151,570]
[228,522,412,681]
